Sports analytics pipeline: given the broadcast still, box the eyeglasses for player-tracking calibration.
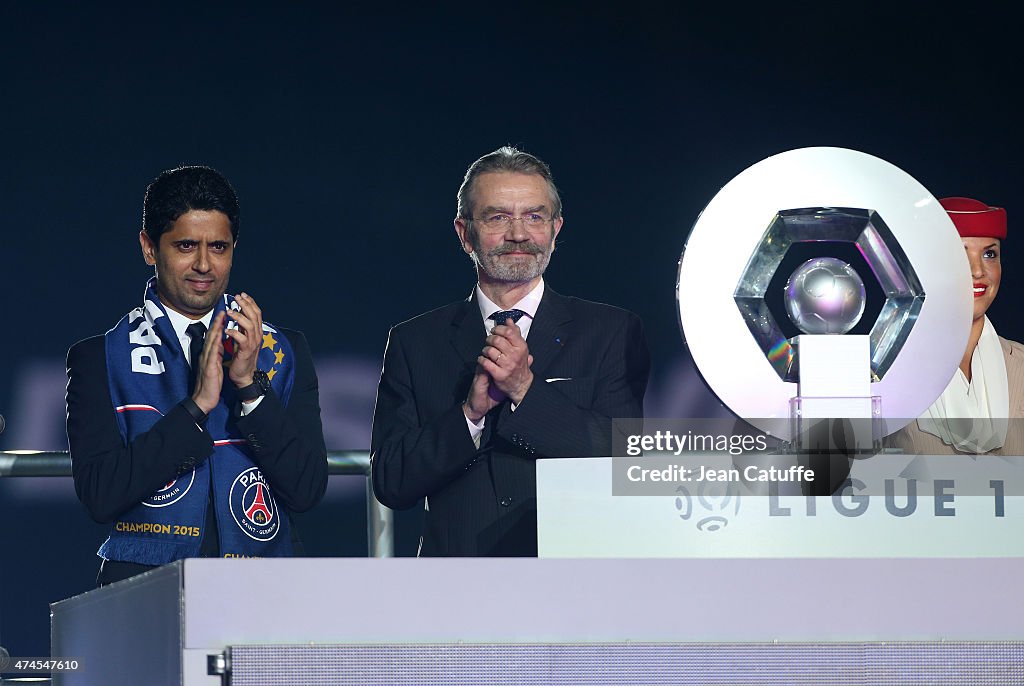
[471,214,554,232]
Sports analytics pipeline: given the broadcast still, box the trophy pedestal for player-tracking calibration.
[791,334,880,453]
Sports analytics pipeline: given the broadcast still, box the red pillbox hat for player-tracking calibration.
[940,196,1007,239]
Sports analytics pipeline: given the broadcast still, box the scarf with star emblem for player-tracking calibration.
[100,277,296,564]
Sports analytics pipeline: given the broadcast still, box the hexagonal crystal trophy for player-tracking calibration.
[678,147,972,449]
[734,207,922,449]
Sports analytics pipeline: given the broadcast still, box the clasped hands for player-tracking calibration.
[192,293,264,413]
[463,322,534,423]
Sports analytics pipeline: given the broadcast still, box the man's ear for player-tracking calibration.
[454,218,473,255]
[550,216,564,252]
[140,230,157,266]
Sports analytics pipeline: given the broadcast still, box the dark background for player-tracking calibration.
[1,1,1020,659]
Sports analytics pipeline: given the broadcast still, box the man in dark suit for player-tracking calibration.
[371,147,650,556]
[66,166,327,585]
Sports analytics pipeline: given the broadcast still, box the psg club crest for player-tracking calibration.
[229,467,280,541]
[143,471,195,508]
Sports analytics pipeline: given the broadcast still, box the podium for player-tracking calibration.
[50,455,1024,684]
[51,557,1024,685]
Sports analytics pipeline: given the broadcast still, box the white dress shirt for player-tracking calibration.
[165,307,262,415]
[465,280,545,446]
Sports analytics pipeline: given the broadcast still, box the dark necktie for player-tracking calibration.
[185,320,219,557]
[489,309,527,326]
[186,322,207,393]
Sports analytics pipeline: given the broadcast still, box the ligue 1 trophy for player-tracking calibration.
[785,256,873,447]
[677,147,972,454]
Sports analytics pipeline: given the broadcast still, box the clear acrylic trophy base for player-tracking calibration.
[789,395,882,454]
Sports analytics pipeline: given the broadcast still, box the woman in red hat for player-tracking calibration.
[893,197,1024,454]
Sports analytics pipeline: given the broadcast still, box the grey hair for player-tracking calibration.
[456,146,562,220]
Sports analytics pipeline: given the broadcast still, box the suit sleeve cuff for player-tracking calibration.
[180,397,209,429]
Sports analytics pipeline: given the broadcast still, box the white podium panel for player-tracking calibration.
[50,557,1024,685]
[537,455,1024,557]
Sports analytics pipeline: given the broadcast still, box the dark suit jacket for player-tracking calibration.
[370,287,650,556]
[66,328,328,571]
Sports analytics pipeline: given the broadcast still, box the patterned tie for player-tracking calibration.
[489,309,527,326]
[186,322,208,393]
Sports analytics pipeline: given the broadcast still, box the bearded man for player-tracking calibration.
[370,146,650,556]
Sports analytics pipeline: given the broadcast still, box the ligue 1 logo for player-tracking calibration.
[674,482,741,533]
[143,472,195,508]
[229,467,280,541]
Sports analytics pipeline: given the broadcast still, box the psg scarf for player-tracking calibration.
[100,277,295,564]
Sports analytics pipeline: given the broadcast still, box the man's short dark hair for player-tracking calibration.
[456,146,562,220]
[142,166,240,245]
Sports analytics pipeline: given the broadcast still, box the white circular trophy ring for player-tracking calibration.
[677,147,971,440]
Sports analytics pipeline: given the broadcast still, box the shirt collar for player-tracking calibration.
[165,306,215,344]
[475,278,545,326]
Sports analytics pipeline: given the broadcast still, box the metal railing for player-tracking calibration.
[0,450,393,557]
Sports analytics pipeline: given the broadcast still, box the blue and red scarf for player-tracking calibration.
[100,277,295,564]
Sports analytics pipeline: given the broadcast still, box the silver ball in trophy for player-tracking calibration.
[784,257,866,335]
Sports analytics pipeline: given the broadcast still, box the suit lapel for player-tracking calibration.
[450,292,509,450]
[450,292,485,365]
[527,287,572,378]
[449,285,572,396]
